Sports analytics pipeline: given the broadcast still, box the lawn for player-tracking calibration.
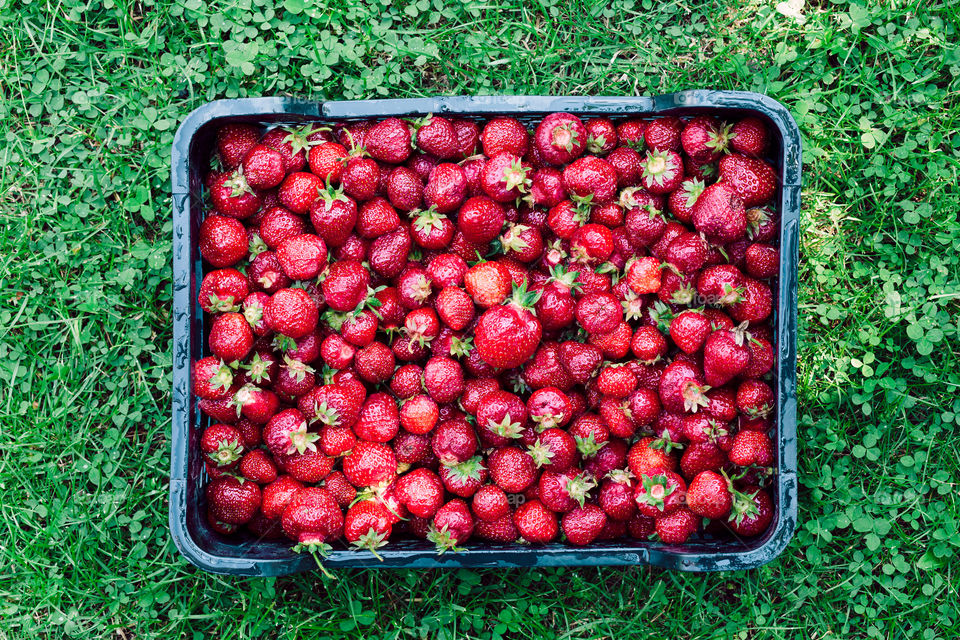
[1,0,959,638]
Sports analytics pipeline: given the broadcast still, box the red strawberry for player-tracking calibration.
[216,123,260,169]
[596,364,637,399]
[232,383,280,424]
[643,116,682,152]
[209,171,261,219]
[398,395,438,435]
[201,423,244,467]
[487,446,538,493]
[475,283,542,369]
[691,182,747,245]
[736,379,775,418]
[557,341,603,384]
[439,456,488,498]
[424,163,468,214]
[680,441,728,480]
[743,336,774,378]
[562,156,617,205]
[686,470,732,519]
[199,268,249,313]
[431,417,478,465]
[631,326,667,363]
[278,172,323,214]
[342,441,397,487]
[428,498,474,552]
[744,243,779,279]
[616,119,646,150]
[369,226,412,278]
[607,146,643,188]
[344,499,393,556]
[476,390,527,444]
[264,288,318,339]
[669,310,712,355]
[423,356,465,404]
[728,430,774,467]
[703,324,751,387]
[471,484,511,522]
[480,117,529,157]
[365,117,412,163]
[464,260,511,308]
[569,223,613,265]
[261,476,305,519]
[534,113,587,166]
[514,499,558,543]
[208,312,253,363]
[239,449,279,484]
[562,503,607,546]
[281,487,343,552]
[574,292,622,335]
[634,470,686,517]
[433,286,473,331]
[585,117,617,156]
[727,485,773,536]
[450,118,481,159]
[627,436,678,477]
[322,260,370,312]
[667,178,706,224]
[355,342,395,385]
[260,124,318,174]
[413,115,458,159]
[342,156,380,202]
[538,469,594,512]
[655,506,698,543]
[242,144,285,190]
[386,165,424,213]
[598,470,637,521]
[309,188,358,248]
[481,152,531,203]
[276,234,327,280]
[528,167,567,207]
[193,356,234,400]
[730,277,772,325]
[665,231,708,275]
[730,117,768,156]
[696,264,745,306]
[500,223,544,263]
[354,392,400,443]
[307,141,348,184]
[639,149,684,195]
[718,153,777,207]
[393,468,444,520]
[681,116,731,163]
[199,215,248,267]
[259,207,306,249]
[457,195,505,244]
[206,476,261,525]
[525,387,572,431]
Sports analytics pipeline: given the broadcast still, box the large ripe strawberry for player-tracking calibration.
[513,499,558,543]
[686,470,732,519]
[480,117,529,157]
[428,498,474,553]
[585,117,617,155]
[342,441,398,487]
[480,152,531,203]
[729,277,773,325]
[730,116,769,157]
[464,260,511,308]
[206,476,261,525]
[386,165,424,212]
[562,156,617,205]
[654,506,698,543]
[702,323,751,387]
[534,113,587,166]
[692,182,747,244]
[342,156,381,202]
[209,171,261,219]
[208,312,253,363]
[276,234,327,280]
[241,144,285,190]
[199,215,248,268]
[216,123,260,169]
[475,282,542,370]
[718,153,777,207]
[639,149,684,195]
[668,310,712,355]
[355,342,396,385]
[278,171,323,214]
[369,226,412,278]
[261,475,304,519]
[423,356,465,404]
[575,291,622,335]
[201,423,244,468]
[681,115,731,163]
[413,115,458,159]
[344,499,393,557]
[365,117,412,163]
[633,470,686,517]
[395,467,445,519]
[309,187,357,248]
[450,118,481,159]
[424,163,468,214]
[728,430,774,467]
[727,485,773,536]
[322,260,370,312]
[410,208,454,250]
[199,268,249,313]
[193,356,234,400]
[643,116,682,152]
[562,503,607,546]
[264,288,318,339]
[281,487,343,555]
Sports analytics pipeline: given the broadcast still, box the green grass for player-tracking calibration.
[1,0,959,638]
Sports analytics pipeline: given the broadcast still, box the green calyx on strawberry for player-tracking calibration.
[272,333,298,354]
[606,468,634,485]
[681,380,711,413]
[621,289,646,322]
[427,524,465,554]
[486,414,524,440]
[562,473,596,507]
[284,123,330,156]
[242,352,272,384]
[323,309,349,332]
[443,455,486,483]
[527,440,556,467]
[248,232,268,258]
[283,355,315,383]
[224,168,255,198]
[207,293,240,313]
[704,121,734,152]
[311,400,342,428]
[411,206,447,233]
[286,419,320,455]
[349,528,389,561]
[650,429,684,455]
[205,360,235,395]
[499,223,532,254]
[506,279,543,313]
[636,473,675,510]
[449,335,473,359]
[502,158,532,193]
[551,123,580,153]
[648,300,675,334]
[292,537,336,578]
[681,178,706,208]
[208,437,243,467]
[574,432,604,458]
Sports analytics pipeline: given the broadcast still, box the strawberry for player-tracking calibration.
[439,456,488,498]
[481,152,531,202]
[431,417,478,465]
[534,113,587,166]
[487,446,538,493]
[557,341,603,384]
[199,268,249,313]
[526,387,572,431]
[654,506,698,543]
[201,423,244,467]
[354,392,400,443]
[575,292,622,334]
[281,487,343,553]
[668,310,711,355]
[460,378,500,415]
[639,149,684,195]
[365,117,412,163]
[428,498,474,552]
[193,356,234,400]
[450,118,480,159]
[522,343,574,391]
[309,187,358,248]
[216,123,260,169]
[627,436,678,477]
[643,116,682,152]
[299,383,363,429]
[208,312,253,363]
[569,224,613,265]
[729,277,772,325]
[261,124,320,174]
[199,393,241,424]
[527,427,577,472]
[528,167,567,207]
[475,390,526,443]
[624,256,662,295]
[206,476,261,525]
[686,470,732,519]
[696,264,745,306]
[664,232,708,275]
[463,261,510,309]
[278,172,323,214]
[596,364,637,399]
[424,163,467,214]
[598,470,637,521]
[397,395,438,436]
[727,485,773,536]
[616,119,646,150]
[736,379,775,418]
[276,234,327,280]
[355,342,396,384]
[263,408,318,459]
[457,195,506,244]
[264,288,318,339]
[409,208,454,250]
[423,356,465,404]
[344,499,393,557]
[513,499,558,543]
[681,116,731,163]
[480,117,529,157]
[692,182,747,244]
[703,323,751,387]
[667,178,706,224]
[355,196,400,239]
[562,503,607,546]
[744,243,779,279]
[631,326,667,362]
[500,223,544,263]
[238,449,278,484]
[209,170,261,219]
[241,144,285,190]
[538,469,594,512]
[262,475,305,519]
[718,153,777,207]
[474,514,519,542]
[728,430,774,467]
[386,166,424,213]
[369,226,412,278]
[322,260,370,312]
[469,485,511,524]
[743,336,774,378]
[341,440,397,487]
[606,146,643,188]
[259,207,306,249]
[634,470,686,517]
[680,441,728,480]
[232,383,280,424]
[433,286,473,331]
[475,282,542,369]
[730,117,768,156]
[341,156,380,201]
[199,215,248,267]
[305,141,347,184]
[562,156,617,205]
[568,413,609,458]
[584,117,617,155]
[413,115,458,159]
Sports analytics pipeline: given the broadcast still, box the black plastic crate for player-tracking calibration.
[171,93,800,575]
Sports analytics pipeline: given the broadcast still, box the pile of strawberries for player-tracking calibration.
[193,109,780,561]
